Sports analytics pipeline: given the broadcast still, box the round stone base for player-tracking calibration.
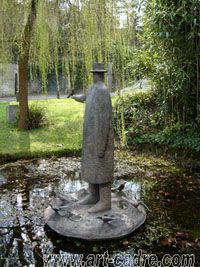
[44,189,146,241]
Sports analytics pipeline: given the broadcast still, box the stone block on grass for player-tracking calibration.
[7,104,19,123]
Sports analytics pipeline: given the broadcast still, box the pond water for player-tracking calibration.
[0,157,199,266]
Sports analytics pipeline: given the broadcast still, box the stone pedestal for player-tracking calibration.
[44,189,146,241]
[7,105,19,123]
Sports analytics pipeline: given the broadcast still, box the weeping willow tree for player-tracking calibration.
[0,0,65,128]
[0,0,61,129]
[59,0,137,93]
[0,1,23,63]
[0,0,31,129]
[31,0,62,96]
[59,0,137,145]
[0,0,136,133]
[18,0,39,129]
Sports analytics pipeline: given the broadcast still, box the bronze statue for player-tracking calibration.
[44,63,146,240]
[72,63,114,213]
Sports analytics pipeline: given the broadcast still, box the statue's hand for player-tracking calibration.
[70,94,86,103]
[71,95,79,101]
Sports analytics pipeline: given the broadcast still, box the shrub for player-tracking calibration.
[113,90,167,144]
[26,103,48,130]
[17,103,48,130]
[131,123,200,152]
[113,90,200,152]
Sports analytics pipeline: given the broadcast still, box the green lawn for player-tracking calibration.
[0,99,84,161]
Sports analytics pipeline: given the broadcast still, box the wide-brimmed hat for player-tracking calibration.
[91,63,107,73]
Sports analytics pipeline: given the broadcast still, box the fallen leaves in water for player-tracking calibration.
[122,240,130,246]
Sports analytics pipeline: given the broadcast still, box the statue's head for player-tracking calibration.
[91,63,107,83]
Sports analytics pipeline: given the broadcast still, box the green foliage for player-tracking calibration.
[32,1,51,91]
[0,0,29,63]
[114,91,164,138]
[26,103,48,130]
[133,123,200,153]
[0,0,137,92]
[62,0,136,91]
[133,0,200,123]
[113,91,200,153]
[113,0,200,153]
[16,103,48,130]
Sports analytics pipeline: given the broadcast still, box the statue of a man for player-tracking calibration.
[72,63,114,213]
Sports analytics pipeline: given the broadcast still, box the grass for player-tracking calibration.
[0,99,84,162]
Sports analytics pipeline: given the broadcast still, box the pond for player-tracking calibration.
[0,156,199,266]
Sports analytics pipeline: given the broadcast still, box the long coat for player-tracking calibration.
[81,81,114,184]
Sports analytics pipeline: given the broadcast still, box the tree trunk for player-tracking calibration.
[18,0,38,129]
[56,69,60,99]
[56,86,60,99]
[18,55,29,129]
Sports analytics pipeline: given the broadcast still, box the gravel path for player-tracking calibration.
[0,94,69,103]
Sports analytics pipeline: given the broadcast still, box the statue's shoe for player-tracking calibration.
[88,200,111,213]
[78,194,99,205]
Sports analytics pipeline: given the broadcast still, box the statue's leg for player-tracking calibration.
[79,183,99,205]
[88,183,111,213]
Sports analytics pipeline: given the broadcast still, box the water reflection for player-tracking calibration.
[0,163,145,267]
[0,174,7,186]
[115,180,141,200]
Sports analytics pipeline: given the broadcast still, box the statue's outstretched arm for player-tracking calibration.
[71,94,86,103]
